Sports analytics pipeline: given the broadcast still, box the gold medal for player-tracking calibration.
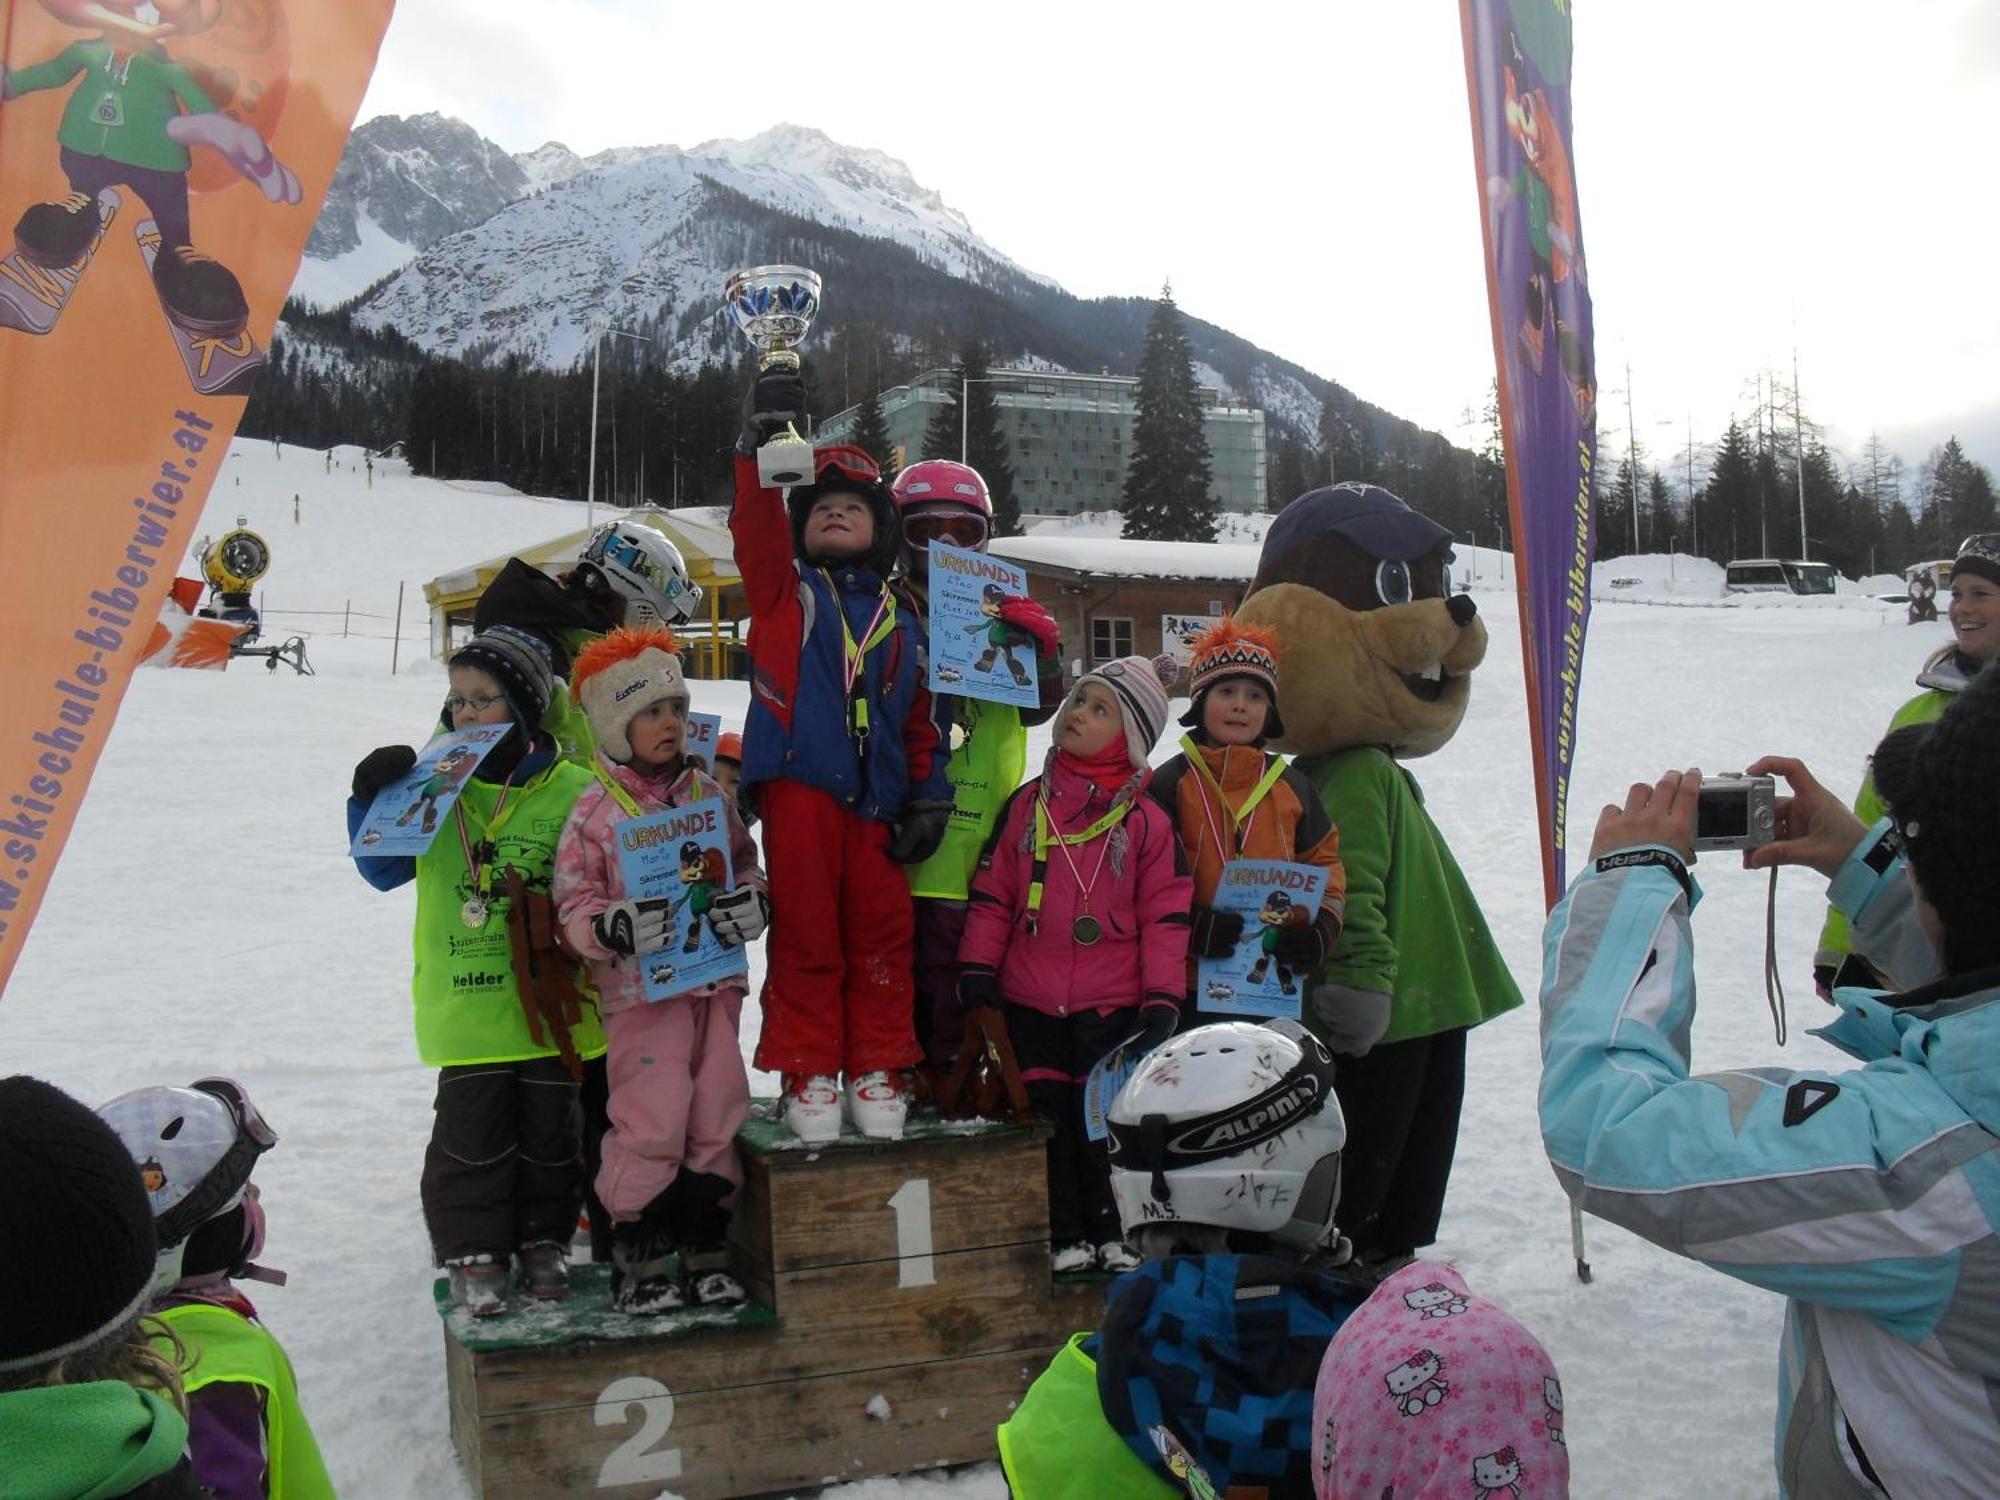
[1072,914,1102,946]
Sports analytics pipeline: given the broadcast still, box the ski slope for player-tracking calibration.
[2,442,1944,1498]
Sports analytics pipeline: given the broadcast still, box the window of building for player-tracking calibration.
[1091,617,1133,662]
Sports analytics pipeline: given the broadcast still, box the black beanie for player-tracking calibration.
[1870,664,2000,973]
[0,1077,159,1376]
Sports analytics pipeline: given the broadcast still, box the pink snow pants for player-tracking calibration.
[596,986,750,1221]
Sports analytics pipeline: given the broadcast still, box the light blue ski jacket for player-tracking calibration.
[1540,827,2000,1499]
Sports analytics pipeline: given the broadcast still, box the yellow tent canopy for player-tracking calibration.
[423,506,744,678]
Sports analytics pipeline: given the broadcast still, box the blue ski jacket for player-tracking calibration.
[1540,826,2000,1499]
[729,453,948,823]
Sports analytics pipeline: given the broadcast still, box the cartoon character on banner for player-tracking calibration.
[1485,28,1593,425]
[0,0,302,393]
[1235,482,1522,1269]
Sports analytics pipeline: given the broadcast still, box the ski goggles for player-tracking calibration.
[902,507,990,553]
[813,444,884,487]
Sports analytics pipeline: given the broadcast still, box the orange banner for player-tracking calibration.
[0,0,396,994]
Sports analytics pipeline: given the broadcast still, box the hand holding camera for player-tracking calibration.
[1741,757,1869,878]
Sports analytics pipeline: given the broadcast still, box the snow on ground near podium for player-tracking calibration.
[4,441,1929,1497]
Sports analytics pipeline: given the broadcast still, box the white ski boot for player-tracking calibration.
[782,1074,842,1145]
[1097,1240,1142,1274]
[1050,1240,1095,1274]
[845,1071,907,1141]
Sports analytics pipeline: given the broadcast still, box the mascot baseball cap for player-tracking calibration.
[1266,483,1452,564]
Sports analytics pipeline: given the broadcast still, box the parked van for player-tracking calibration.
[1724,558,1838,595]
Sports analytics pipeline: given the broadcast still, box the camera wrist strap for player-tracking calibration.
[1764,866,1788,1045]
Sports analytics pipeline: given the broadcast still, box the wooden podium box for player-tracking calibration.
[442,1106,1108,1499]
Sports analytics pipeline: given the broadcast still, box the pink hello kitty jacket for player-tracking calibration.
[1312,1260,1567,1500]
[555,758,764,1015]
[958,753,1192,1020]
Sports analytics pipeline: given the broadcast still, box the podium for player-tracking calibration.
[441,1105,1105,1498]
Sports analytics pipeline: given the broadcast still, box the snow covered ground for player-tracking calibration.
[3,443,1946,1497]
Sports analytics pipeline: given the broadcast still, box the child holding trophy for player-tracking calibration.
[726,267,952,1144]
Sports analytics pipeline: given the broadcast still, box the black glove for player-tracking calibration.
[591,899,675,957]
[1189,905,1246,959]
[739,368,808,451]
[709,887,770,947]
[1134,1002,1179,1052]
[958,968,1002,1010]
[1272,921,1328,972]
[887,799,954,864]
[352,744,416,803]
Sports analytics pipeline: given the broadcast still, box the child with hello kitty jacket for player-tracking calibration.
[1311,1259,1567,1499]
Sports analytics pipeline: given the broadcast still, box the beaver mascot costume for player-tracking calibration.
[1236,482,1521,1276]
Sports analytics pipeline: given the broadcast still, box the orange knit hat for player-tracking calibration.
[571,626,687,763]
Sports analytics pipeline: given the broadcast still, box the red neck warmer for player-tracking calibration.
[1056,741,1140,796]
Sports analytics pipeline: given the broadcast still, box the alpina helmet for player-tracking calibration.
[1107,1020,1344,1253]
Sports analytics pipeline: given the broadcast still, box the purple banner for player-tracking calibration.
[1461,0,1599,907]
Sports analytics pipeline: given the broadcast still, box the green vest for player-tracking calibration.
[1817,687,1951,967]
[153,1303,335,1500]
[411,759,607,1066]
[907,697,1028,900]
[544,690,601,771]
[997,1334,1176,1500]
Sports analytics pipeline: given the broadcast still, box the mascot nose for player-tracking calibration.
[1447,593,1478,628]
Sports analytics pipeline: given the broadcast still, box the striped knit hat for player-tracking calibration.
[1180,616,1286,739]
[571,626,689,764]
[1068,654,1179,771]
[448,624,555,730]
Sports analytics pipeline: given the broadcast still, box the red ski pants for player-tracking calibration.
[753,780,922,1078]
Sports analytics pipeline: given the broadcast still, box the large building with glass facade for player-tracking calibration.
[816,368,1267,517]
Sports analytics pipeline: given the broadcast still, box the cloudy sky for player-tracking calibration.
[358,0,2000,486]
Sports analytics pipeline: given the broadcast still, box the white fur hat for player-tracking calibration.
[570,627,690,763]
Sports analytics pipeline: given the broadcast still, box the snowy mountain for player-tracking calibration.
[294,113,532,311]
[340,123,1050,371]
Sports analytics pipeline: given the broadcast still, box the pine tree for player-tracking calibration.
[848,388,895,471]
[921,341,1021,536]
[1122,286,1217,542]
[1645,470,1677,550]
[1705,420,1758,563]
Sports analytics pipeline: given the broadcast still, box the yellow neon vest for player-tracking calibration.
[997,1333,1176,1499]
[153,1302,336,1500]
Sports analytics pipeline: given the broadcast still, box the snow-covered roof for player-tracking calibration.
[991,535,1261,582]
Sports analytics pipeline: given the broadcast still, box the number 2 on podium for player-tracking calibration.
[887,1178,936,1289]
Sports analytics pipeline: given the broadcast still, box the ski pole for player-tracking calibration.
[1570,1200,1592,1283]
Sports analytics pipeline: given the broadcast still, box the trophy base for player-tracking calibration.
[759,349,802,372]
[759,432,815,489]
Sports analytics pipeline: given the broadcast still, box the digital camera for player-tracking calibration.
[1694,773,1777,853]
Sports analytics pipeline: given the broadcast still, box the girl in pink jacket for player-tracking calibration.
[957,654,1191,1274]
[554,628,768,1315]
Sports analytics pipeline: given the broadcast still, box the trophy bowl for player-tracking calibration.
[725,265,822,370]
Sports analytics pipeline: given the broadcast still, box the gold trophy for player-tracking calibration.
[725,264,822,487]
